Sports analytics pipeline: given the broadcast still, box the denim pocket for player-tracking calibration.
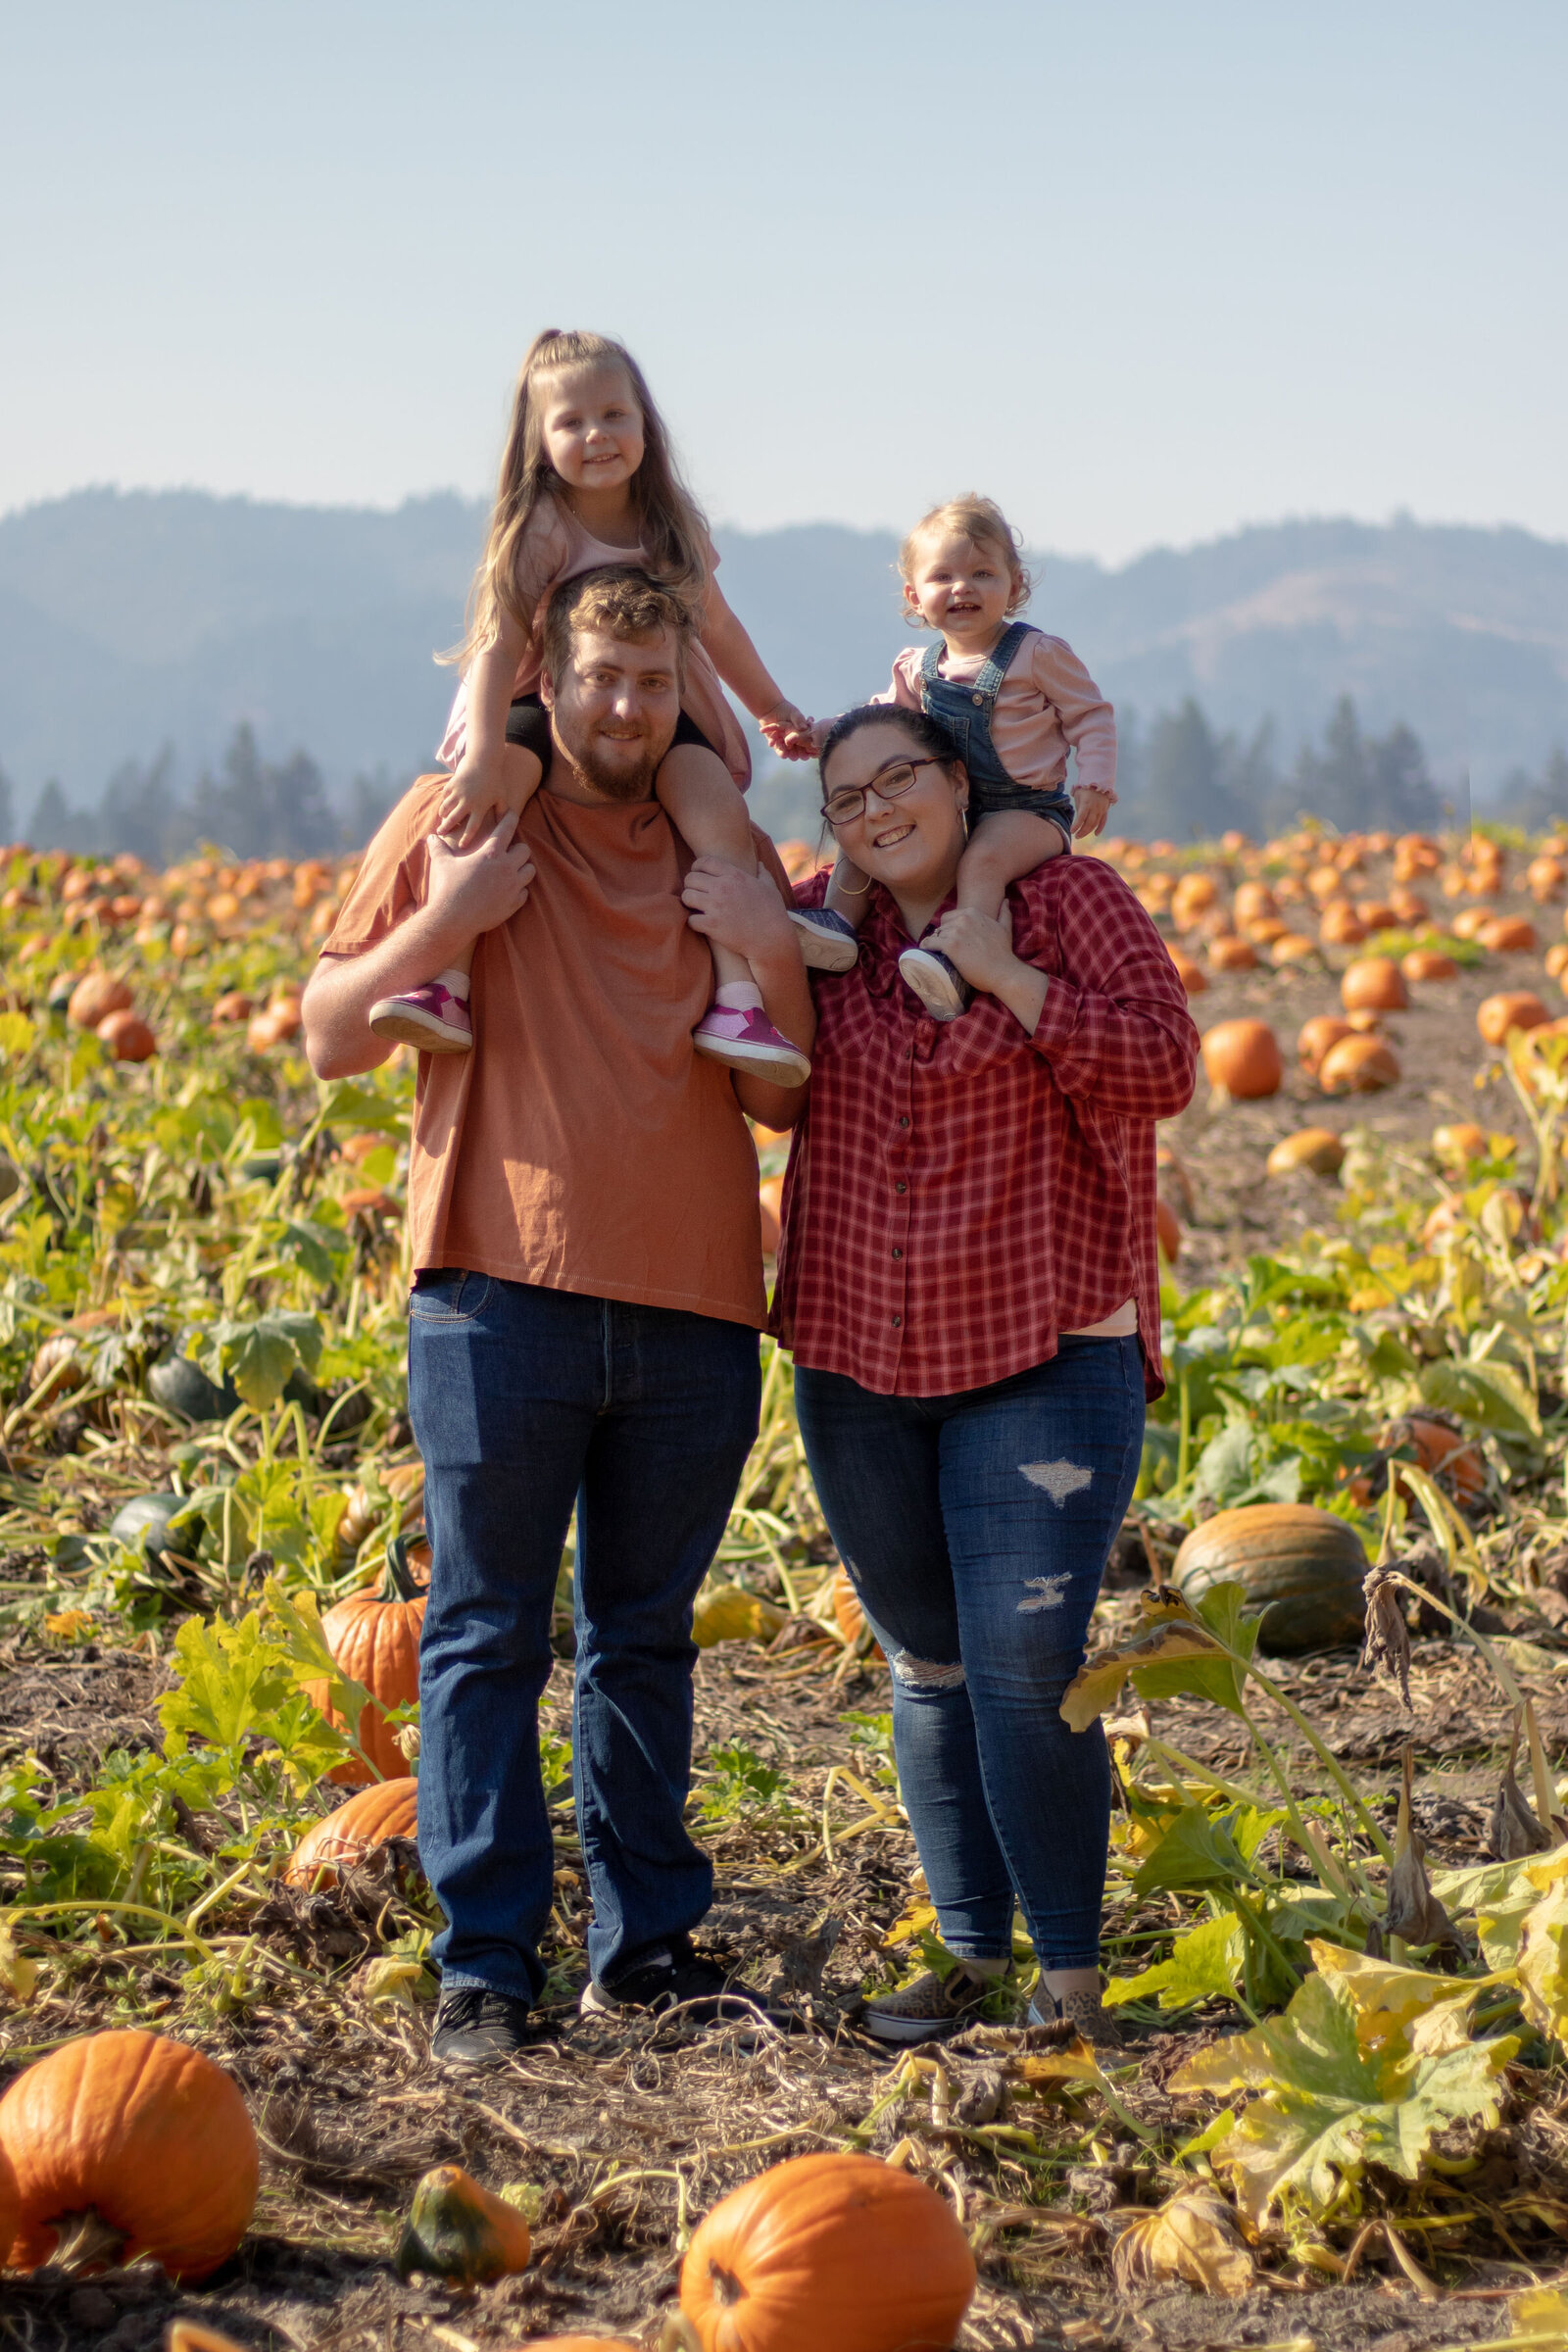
[408,1269,492,1323]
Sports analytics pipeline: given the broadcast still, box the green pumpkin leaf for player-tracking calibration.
[195,1310,323,1410]
[1104,1910,1246,2010]
[1420,1356,1541,1442]
[1132,1803,1280,1897]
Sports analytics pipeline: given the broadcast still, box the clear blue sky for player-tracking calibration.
[2,1,1564,563]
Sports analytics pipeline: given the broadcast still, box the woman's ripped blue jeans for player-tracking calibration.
[795,1336,1144,1971]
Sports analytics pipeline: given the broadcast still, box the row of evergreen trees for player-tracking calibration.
[4,701,1566,861]
[0,728,399,864]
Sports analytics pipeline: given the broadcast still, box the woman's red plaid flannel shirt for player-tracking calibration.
[768,857,1200,1399]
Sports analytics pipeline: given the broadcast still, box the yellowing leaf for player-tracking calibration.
[1015,2034,1109,2089]
[882,1898,939,1950]
[359,1954,436,2009]
[1170,1969,1516,2229]
[1060,1616,1227,1733]
[1110,2185,1255,2296]
[44,1608,93,1639]
[0,1922,39,2005]
[1308,1939,1500,2057]
[1509,2285,1568,2343]
[1515,1872,1568,2045]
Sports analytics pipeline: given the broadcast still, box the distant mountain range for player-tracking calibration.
[2,488,1565,845]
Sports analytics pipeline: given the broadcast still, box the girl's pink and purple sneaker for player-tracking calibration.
[693,1004,810,1088]
[368,977,473,1054]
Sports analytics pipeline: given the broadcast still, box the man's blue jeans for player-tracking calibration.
[408,1272,760,2001]
[795,1336,1144,1972]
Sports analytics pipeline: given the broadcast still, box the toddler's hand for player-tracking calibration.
[759,702,816,761]
[437,759,513,850]
[1071,787,1114,839]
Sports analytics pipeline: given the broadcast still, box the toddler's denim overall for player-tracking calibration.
[920,621,1076,840]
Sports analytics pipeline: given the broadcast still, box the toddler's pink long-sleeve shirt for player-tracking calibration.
[875,632,1116,801]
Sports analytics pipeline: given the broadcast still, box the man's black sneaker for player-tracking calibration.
[579,1945,792,2029]
[429,1985,537,2067]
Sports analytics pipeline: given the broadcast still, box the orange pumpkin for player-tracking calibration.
[1317,902,1365,947]
[1477,915,1539,954]
[309,1551,425,1786]
[1270,931,1319,965]
[97,1008,157,1061]
[284,1776,420,1886]
[1318,1035,1399,1093]
[1544,943,1568,979]
[1401,949,1458,982]
[67,969,132,1028]
[1432,1122,1490,1164]
[1340,957,1407,1014]
[1297,1014,1355,1076]
[1389,888,1430,923]
[0,2030,258,2279]
[1353,901,1399,931]
[1205,934,1257,971]
[396,2164,532,2288]
[1477,992,1548,1046]
[210,992,255,1027]
[680,2153,975,2352]
[1380,1415,1485,1506]
[831,1567,884,1662]
[1200,1018,1283,1100]
[1155,1198,1181,1260]
[759,1174,784,1257]
[1166,945,1208,996]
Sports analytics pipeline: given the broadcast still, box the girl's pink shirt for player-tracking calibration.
[437,499,752,789]
[876,631,1117,801]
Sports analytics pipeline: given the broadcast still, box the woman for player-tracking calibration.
[767,706,1198,2045]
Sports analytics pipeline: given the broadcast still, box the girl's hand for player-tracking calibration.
[437,758,513,849]
[925,903,1021,997]
[759,702,816,761]
[1071,786,1114,839]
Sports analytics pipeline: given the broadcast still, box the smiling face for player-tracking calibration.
[539,364,646,495]
[541,623,681,802]
[902,528,1017,648]
[821,721,969,907]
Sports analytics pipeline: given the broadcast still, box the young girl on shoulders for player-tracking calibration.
[368,327,816,1085]
[793,493,1116,1019]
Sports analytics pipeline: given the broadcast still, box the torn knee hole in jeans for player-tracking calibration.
[892,1651,966,1691]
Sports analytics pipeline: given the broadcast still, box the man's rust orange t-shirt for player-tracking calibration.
[323,775,766,1328]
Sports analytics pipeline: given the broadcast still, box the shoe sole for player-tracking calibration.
[789,915,860,974]
[858,2005,972,2044]
[898,956,969,1022]
[693,1034,812,1087]
[368,1001,473,1054]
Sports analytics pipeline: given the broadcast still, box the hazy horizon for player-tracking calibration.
[4,5,1565,564]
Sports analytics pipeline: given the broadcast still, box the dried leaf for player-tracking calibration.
[0,1921,39,2005]
[1385,1746,1462,1951]
[1111,2185,1255,2296]
[1489,1714,1553,1861]
[1359,1565,1412,1710]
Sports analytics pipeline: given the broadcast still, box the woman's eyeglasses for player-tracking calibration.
[820,757,948,827]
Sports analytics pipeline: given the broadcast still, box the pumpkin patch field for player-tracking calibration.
[3,828,1568,2352]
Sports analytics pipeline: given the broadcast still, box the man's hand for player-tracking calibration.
[681,856,799,962]
[1071,786,1114,839]
[427,810,536,938]
[759,702,817,761]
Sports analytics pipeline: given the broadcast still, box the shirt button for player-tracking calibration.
[895,1181,906,1195]
[891,1314,902,1328]
[892,1247,904,1259]
[898,1115,910,1129]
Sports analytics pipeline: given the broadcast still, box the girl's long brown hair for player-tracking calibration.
[444,328,709,670]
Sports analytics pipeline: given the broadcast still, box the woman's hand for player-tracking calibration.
[681,856,798,961]
[925,903,1049,1036]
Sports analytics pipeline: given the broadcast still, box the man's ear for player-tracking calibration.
[538,667,556,710]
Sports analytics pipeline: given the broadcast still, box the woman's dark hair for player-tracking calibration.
[817,703,961,792]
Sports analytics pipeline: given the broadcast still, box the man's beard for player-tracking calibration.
[553,718,662,803]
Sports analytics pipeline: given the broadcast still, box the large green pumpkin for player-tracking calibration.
[1172,1503,1368,1653]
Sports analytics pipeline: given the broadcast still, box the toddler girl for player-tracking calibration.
[793,494,1116,1018]
[369,327,816,1085]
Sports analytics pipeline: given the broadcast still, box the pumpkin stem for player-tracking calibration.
[658,2318,705,2352]
[48,2206,127,2275]
[384,1532,419,1604]
[708,2260,745,2308]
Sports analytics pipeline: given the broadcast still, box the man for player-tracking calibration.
[303,566,813,2065]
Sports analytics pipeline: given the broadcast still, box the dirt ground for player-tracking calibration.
[4,854,1568,2351]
